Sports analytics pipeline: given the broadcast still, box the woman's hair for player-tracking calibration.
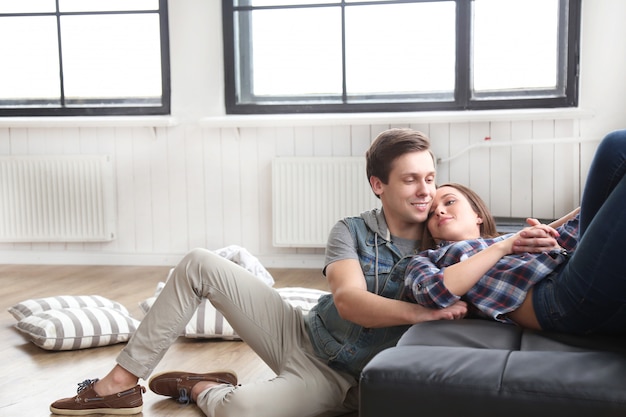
[420,182,499,250]
[365,128,435,199]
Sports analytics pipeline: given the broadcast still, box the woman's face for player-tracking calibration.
[427,185,483,242]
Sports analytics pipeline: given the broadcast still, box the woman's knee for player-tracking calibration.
[601,129,626,151]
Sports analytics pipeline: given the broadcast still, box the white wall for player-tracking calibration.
[0,0,624,268]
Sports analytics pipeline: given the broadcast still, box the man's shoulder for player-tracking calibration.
[341,208,382,228]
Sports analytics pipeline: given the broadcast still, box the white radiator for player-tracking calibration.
[272,157,380,247]
[0,155,116,242]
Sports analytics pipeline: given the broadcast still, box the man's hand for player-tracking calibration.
[511,218,560,253]
[411,300,468,323]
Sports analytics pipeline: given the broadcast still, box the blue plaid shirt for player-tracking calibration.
[405,215,579,324]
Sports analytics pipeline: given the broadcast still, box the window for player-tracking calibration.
[223,0,581,114]
[0,0,170,116]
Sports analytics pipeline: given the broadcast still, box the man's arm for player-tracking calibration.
[326,258,467,329]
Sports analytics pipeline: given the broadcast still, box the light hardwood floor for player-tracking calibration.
[1,264,357,417]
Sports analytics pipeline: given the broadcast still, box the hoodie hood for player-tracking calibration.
[360,208,391,242]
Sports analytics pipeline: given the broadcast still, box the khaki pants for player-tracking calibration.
[117,248,357,417]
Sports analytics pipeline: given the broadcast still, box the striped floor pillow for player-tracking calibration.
[8,295,129,321]
[15,306,139,351]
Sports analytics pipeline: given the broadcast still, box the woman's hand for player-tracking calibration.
[511,219,560,253]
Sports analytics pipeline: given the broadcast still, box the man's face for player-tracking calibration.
[371,150,436,234]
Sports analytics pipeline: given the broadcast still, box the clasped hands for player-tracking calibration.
[511,218,561,254]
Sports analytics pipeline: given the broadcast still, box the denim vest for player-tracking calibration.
[305,213,413,378]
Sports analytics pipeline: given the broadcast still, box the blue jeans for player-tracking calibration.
[533,129,626,335]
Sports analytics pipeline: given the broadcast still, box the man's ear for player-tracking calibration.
[370,176,383,196]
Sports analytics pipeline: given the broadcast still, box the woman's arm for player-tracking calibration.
[443,223,559,296]
[442,239,512,295]
[548,207,580,229]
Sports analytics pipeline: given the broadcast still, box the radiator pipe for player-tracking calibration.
[436,136,600,164]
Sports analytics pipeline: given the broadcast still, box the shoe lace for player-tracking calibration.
[178,388,190,405]
[77,379,99,394]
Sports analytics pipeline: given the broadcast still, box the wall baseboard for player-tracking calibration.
[0,251,324,269]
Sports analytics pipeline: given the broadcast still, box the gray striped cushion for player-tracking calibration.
[139,296,240,339]
[276,287,329,312]
[139,286,328,339]
[8,295,129,321]
[15,307,140,350]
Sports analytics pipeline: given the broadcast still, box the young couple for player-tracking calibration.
[50,127,622,417]
[406,128,626,335]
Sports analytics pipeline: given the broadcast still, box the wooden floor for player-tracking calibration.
[0,264,357,417]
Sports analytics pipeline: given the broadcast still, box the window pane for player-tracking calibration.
[59,0,158,12]
[345,2,456,96]
[472,0,559,92]
[61,14,162,103]
[0,0,55,13]
[243,8,343,97]
[235,0,335,6]
[0,16,60,103]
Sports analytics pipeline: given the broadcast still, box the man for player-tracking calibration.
[49,128,470,417]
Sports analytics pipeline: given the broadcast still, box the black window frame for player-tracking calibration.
[0,0,171,117]
[223,0,581,115]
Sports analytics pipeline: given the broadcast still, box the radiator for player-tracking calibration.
[272,157,380,247]
[0,155,116,242]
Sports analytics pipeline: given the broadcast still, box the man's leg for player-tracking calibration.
[148,248,358,417]
[119,248,298,377]
[197,348,357,417]
[52,247,311,415]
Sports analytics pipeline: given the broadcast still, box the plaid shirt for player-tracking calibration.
[405,215,579,324]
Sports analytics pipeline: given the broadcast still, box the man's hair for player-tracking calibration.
[420,182,499,250]
[366,128,435,188]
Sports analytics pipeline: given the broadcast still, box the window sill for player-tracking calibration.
[0,116,179,128]
[199,108,594,128]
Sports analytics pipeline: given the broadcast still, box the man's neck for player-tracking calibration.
[385,218,423,241]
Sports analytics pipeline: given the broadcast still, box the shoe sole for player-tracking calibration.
[50,405,142,415]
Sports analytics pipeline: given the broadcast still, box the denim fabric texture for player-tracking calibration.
[533,129,626,334]
[306,213,413,377]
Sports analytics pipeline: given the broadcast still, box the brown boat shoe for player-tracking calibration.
[149,370,238,404]
[50,379,145,415]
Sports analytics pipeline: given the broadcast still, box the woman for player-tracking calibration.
[405,129,626,335]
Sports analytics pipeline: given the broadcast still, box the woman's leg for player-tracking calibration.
[535,174,626,334]
[578,129,626,236]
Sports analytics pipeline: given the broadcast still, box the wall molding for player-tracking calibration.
[0,251,324,270]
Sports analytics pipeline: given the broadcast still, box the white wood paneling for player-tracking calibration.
[489,121,513,217]
[0,117,592,267]
[510,121,534,218]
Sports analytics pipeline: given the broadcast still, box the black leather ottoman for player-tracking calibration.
[360,319,626,417]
